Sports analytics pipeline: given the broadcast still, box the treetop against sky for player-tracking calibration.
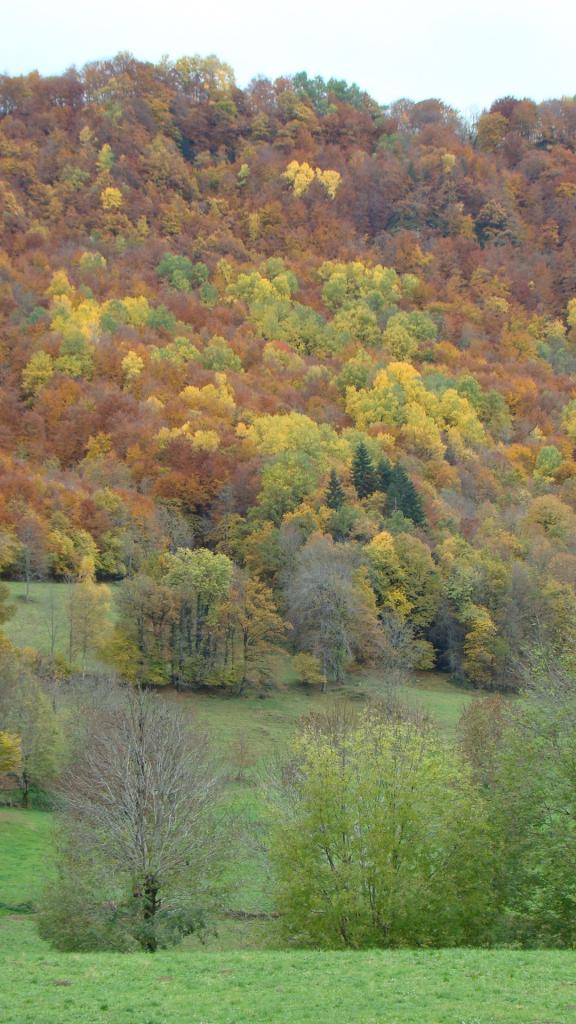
[2,0,576,112]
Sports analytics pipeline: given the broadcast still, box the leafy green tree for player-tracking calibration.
[533,445,563,480]
[335,351,372,393]
[67,577,111,675]
[458,694,513,788]
[351,442,376,498]
[0,583,14,629]
[366,531,439,644]
[109,574,176,686]
[462,604,499,687]
[156,253,209,291]
[224,573,287,694]
[3,677,64,807]
[270,707,494,947]
[491,685,576,945]
[22,351,55,397]
[258,452,319,524]
[200,336,242,372]
[382,320,418,359]
[325,469,346,510]
[163,548,234,687]
[292,652,326,689]
[327,504,357,543]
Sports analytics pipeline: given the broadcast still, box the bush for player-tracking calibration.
[270,707,495,948]
[293,652,325,689]
[38,856,206,952]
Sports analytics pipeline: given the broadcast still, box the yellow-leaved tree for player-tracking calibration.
[22,351,55,397]
[67,573,112,675]
[121,350,145,384]
[283,161,316,197]
[100,187,123,210]
[0,731,21,772]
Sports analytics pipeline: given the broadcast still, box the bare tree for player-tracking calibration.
[378,612,419,690]
[157,502,197,553]
[47,687,224,951]
[64,576,111,674]
[15,513,48,602]
[44,585,61,661]
[286,535,380,689]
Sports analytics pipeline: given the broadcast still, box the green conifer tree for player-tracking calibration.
[376,456,393,492]
[387,464,425,525]
[325,469,346,510]
[351,442,376,498]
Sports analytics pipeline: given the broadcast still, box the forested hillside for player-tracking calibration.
[2,55,576,689]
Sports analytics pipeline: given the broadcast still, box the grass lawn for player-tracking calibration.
[3,580,116,671]
[1,929,575,1024]
[4,580,72,655]
[0,810,54,912]
[0,821,574,1024]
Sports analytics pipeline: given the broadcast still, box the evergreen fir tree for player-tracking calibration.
[376,456,393,492]
[351,442,376,498]
[386,464,425,525]
[325,469,346,510]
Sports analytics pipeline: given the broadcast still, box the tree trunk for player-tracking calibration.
[21,771,30,809]
[321,652,329,693]
[141,874,160,952]
[237,629,249,696]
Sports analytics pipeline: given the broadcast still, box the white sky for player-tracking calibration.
[2,0,576,114]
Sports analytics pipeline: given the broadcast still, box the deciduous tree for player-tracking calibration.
[270,707,494,947]
[39,687,224,951]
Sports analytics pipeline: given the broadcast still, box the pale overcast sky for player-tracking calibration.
[2,0,575,114]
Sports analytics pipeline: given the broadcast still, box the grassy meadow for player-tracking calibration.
[3,581,116,672]
[3,934,576,1024]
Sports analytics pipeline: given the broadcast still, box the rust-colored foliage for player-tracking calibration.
[2,57,576,688]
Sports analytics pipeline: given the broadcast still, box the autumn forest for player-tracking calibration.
[0,56,576,694]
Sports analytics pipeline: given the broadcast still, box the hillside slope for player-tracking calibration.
[1,59,576,686]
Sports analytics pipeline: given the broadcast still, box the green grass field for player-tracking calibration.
[3,581,115,671]
[2,937,575,1024]
[0,810,54,912]
[1,752,573,1024]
